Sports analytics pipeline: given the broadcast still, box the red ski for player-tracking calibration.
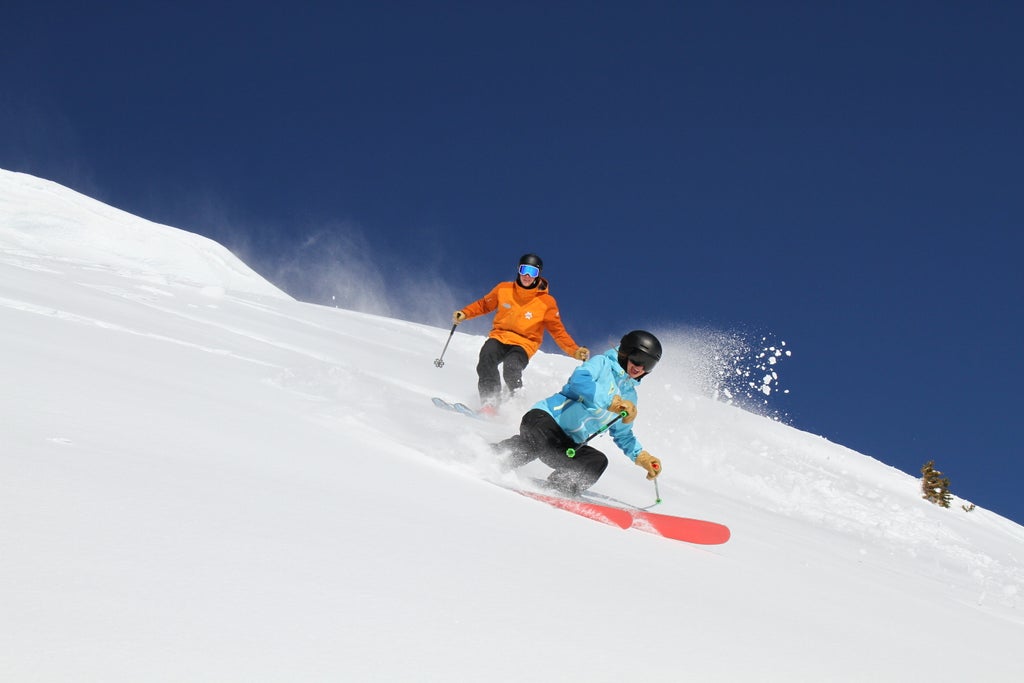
[511,487,730,545]
[628,508,731,545]
[515,489,634,529]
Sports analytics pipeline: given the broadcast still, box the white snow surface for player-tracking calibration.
[2,168,1022,681]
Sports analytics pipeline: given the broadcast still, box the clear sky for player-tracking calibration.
[3,2,1023,522]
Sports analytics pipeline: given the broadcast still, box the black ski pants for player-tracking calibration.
[477,338,529,403]
[495,409,608,494]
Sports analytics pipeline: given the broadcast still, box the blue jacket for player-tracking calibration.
[533,347,643,460]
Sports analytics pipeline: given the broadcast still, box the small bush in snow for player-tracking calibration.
[921,460,952,509]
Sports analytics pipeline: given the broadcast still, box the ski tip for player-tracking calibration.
[632,513,731,545]
[432,397,489,420]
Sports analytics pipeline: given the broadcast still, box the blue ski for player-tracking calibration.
[431,397,483,419]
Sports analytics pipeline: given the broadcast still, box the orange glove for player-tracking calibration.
[452,310,467,325]
[608,395,637,424]
[635,451,661,480]
[573,347,590,361]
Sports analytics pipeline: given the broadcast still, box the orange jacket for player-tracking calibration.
[460,278,581,359]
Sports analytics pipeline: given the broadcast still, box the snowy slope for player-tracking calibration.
[2,169,1022,681]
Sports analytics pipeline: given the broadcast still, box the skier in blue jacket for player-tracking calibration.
[493,330,664,496]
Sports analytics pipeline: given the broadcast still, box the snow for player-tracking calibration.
[2,168,1022,681]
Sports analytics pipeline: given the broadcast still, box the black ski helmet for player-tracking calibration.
[518,253,543,271]
[618,330,662,373]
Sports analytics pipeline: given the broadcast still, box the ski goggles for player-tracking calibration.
[626,350,659,372]
[518,264,541,278]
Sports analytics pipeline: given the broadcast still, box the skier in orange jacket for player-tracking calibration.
[453,254,589,414]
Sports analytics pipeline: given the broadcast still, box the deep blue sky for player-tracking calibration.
[4,2,1023,522]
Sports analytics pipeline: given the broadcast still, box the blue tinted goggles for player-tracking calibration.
[518,264,540,278]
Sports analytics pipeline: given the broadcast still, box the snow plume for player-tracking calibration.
[260,221,465,328]
[267,223,392,314]
[659,326,793,421]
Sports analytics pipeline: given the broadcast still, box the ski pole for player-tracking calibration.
[566,411,628,457]
[434,323,457,368]
[652,476,662,505]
